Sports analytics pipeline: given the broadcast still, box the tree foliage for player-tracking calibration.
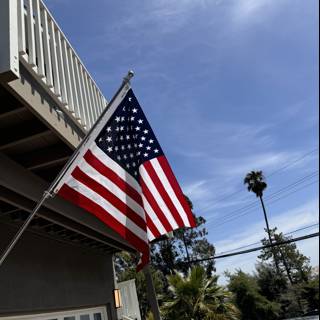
[259,228,312,284]
[162,266,240,320]
[228,270,281,320]
[243,170,267,198]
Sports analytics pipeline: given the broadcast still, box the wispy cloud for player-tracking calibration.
[214,199,319,254]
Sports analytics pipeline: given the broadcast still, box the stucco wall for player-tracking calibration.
[0,223,117,319]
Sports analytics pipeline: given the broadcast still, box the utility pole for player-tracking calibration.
[259,196,281,274]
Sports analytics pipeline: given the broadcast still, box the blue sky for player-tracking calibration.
[46,0,319,279]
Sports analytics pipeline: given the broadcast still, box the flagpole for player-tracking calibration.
[144,265,162,320]
[0,71,134,268]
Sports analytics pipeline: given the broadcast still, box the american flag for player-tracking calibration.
[54,86,196,270]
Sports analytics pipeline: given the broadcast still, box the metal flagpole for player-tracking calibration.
[0,71,134,268]
[143,265,162,320]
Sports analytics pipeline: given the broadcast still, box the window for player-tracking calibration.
[0,307,108,320]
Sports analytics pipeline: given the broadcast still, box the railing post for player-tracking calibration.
[0,0,20,82]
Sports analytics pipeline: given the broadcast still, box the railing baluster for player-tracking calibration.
[93,86,100,118]
[73,58,85,125]
[62,39,74,113]
[18,0,26,57]
[32,0,45,77]
[68,49,80,120]
[98,90,104,114]
[78,65,90,128]
[87,78,98,124]
[49,19,61,97]
[96,91,103,116]
[84,74,95,127]
[26,0,36,66]
[41,8,53,88]
[90,81,99,123]
[56,30,68,105]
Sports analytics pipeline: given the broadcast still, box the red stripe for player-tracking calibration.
[58,184,150,268]
[140,177,172,233]
[84,149,143,206]
[71,166,146,232]
[145,212,161,239]
[143,161,185,228]
[158,156,196,227]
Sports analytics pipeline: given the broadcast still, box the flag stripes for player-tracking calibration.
[59,183,150,269]
[55,87,196,270]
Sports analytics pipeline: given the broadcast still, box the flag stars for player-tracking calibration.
[146,146,151,151]
[120,126,124,131]
[135,126,141,131]
[143,129,149,134]
[149,139,154,144]
[141,136,146,141]
[115,116,120,122]
[138,119,143,124]
[132,108,138,113]
[107,127,112,132]
[154,149,159,153]
[107,146,113,153]
[143,153,149,157]
[138,143,143,148]
[106,136,112,142]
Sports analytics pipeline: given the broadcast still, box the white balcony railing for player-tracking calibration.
[16,0,107,130]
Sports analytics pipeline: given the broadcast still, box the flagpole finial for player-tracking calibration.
[123,70,134,84]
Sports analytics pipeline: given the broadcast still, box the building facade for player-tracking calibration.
[0,1,135,319]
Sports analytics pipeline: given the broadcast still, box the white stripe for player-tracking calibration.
[90,143,141,193]
[78,158,145,220]
[142,194,167,237]
[65,177,148,243]
[139,165,179,230]
[150,158,191,227]
[147,228,156,242]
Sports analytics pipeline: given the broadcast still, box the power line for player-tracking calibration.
[215,223,319,256]
[216,171,318,223]
[191,232,319,263]
[205,148,318,207]
[208,171,319,227]
[211,179,318,229]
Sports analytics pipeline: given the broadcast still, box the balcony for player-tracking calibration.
[0,0,107,133]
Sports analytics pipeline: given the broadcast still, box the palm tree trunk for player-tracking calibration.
[259,196,281,274]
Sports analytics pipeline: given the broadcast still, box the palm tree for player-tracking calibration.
[162,266,240,320]
[244,171,280,273]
